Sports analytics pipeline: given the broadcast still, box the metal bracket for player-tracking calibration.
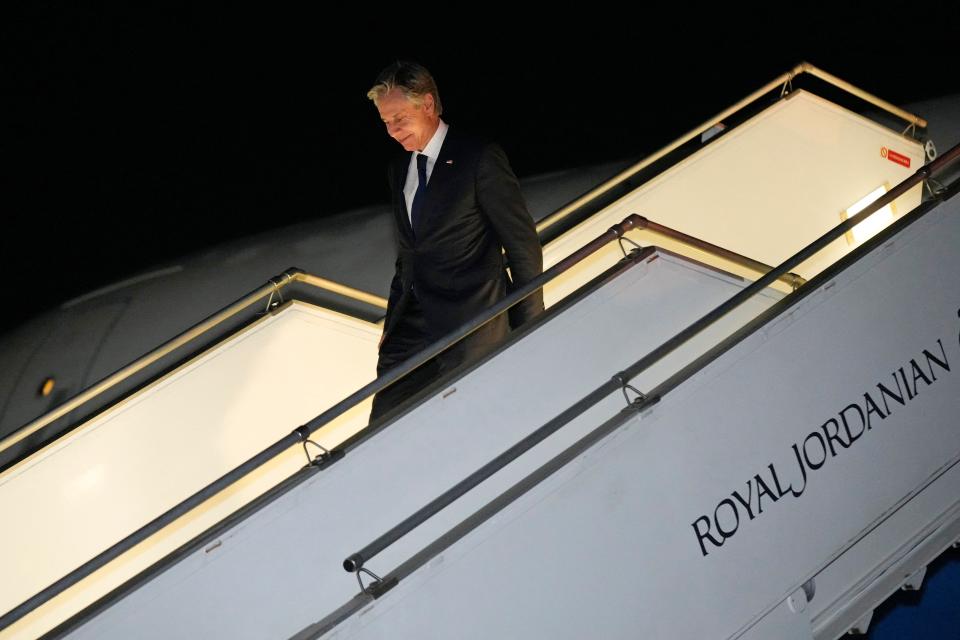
[925,177,947,200]
[847,609,873,635]
[779,74,794,98]
[612,372,646,408]
[294,426,344,468]
[786,272,806,292]
[301,438,344,468]
[356,566,398,599]
[264,273,293,314]
[617,234,644,259]
[901,565,927,591]
[264,286,284,314]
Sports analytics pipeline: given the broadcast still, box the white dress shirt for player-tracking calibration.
[403,119,449,225]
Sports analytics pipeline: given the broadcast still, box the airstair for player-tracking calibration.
[0,63,956,639]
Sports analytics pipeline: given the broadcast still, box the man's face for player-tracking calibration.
[376,88,438,152]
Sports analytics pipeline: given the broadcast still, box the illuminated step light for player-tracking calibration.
[841,185,895,245]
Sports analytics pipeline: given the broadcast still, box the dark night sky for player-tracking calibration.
[5,4,960,334]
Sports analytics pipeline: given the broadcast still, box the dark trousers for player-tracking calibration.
[370,293,443,421]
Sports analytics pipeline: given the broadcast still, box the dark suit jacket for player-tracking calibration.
[382,126,544,368]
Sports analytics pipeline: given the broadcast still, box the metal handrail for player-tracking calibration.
[0,270,386,459]
[800,63,927,130]
[297,273,390,311]
[535,61,927,235]
[0,214,645,629]
[340,142,960,577]
[630,216,806,289]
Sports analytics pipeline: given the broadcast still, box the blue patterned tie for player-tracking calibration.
[410,153,428,229]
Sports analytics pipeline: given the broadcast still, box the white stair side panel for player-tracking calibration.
[58,254,781,640]
[0,304,379,639]
[311,200,959,639]
[542,90,923,306]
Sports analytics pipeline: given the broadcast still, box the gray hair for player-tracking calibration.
[367,60,443,116]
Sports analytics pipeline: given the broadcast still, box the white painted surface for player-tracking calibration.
[308,198,959,638]
[542,90,924,304]
[59,252,782,640]
[0,304,379,640]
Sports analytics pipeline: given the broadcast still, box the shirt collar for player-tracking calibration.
[417,119,448,160]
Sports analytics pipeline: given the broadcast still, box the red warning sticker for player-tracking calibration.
[880,146,911,168]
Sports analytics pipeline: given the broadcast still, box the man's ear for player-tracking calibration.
[422,93,435,115]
